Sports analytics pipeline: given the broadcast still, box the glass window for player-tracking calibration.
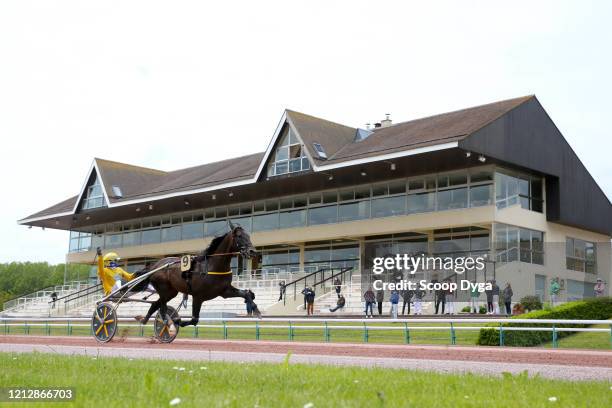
[308,205,337,225]
[566,237,596,273]
[470,184,492,207]
[407,191,435,213]
[266,126,311,176]
[437,187,467,211]
[82,174,106,210]
[141,229,160,245]
[182,222,204,240]
[279,209,306,229]
[205,220,227,236]
[105,233,122,248]
[371,196,405,218]
[122,231,140,247]
[252,213,279,232]
[338,201,370,222]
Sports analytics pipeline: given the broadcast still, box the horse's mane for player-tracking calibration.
[201,233,227,256]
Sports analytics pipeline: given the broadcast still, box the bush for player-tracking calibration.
[477,297,612,347]
[519,296,542,312]
[460,305,487,314]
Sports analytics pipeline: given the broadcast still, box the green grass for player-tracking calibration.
[2,352,611,407]
[545,320,612,350]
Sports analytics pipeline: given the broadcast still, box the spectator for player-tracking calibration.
[278,280,286,301]
[376,289,384,316]
[389,290,400,319]
[401,289,413,315]
[491,280,500,315]
[413,288,424,315]
[445,279,455,315]
[469,281,479,314]
[305,287,315,316]
[502,283,513,316]
[550,278,560,307]
[434,284,446,315]
[334,277,342,297]
[363,286,375,318]
[485,282,494,315]
[244,289,255,316]
[301,287,309,309]
[594,279,606,297]
[329,295,346,312]
[50,292,58,309]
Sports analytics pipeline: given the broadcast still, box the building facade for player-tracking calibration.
[19,96,612,302]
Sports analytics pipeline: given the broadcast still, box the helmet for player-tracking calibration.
[103,252,121,268]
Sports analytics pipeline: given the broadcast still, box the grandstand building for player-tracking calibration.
[18,96,612,306]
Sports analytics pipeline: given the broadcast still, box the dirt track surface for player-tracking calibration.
[2,335,612,381]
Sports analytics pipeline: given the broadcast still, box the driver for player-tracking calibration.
[96,247,135,296]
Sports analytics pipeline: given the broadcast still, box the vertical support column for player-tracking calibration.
[298,243,305,273]
[552,324,558,348]
[193,326,199,339]
[363,322,368,343]
[404,322,410,344]
[450,322,456,345]
[324,321,330,342]
[255,321,260,340]
[499,323,504,346]
[288,321,294,341]
[223,320,228,340]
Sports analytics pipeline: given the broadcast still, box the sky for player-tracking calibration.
[0,1,611,264]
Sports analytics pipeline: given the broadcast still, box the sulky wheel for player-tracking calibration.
[154,305,180,343]
[92,302,117,343]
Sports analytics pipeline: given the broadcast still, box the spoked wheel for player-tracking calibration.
[92,302,117,343]
[154,305,179,343]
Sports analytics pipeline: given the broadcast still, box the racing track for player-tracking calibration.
[2,335,612,382]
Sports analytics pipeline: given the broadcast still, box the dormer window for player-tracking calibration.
[267,127,311,176]
[82,174,106,209]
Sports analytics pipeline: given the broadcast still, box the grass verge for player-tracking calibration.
[2,352,611,407]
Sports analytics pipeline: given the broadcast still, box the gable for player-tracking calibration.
[459,97,612,235]
[263,122,312,178]
[76,168,108,211]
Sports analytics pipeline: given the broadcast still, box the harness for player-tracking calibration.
[180,251,240,293]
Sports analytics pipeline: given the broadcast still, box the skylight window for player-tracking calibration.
[312,143,327,159]
[112,185,123,198]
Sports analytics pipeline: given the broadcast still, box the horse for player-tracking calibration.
[133,221,260,331]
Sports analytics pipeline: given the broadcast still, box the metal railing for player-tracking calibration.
[2,280,91,313]
[3,317,608,348]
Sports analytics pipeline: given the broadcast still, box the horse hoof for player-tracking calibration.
[168,322,177,337]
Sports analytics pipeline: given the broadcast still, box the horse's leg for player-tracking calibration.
[179,297,203,327]
[221,286,261,317]
[135,298,161,325]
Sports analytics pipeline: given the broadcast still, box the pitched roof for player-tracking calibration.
[20,95,534,222]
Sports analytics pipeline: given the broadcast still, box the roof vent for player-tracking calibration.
[312,143,327,159]
[111,185,123,198]
[380,113,392,128]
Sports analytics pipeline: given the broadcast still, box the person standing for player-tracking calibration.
[376,289,384,316]
[389,290,400,319]
[594,279,606,298]
[485,282,494,315]
[401,289,413,315]
[491,280,500,315]
[502,283,513,316]
[334,277,342,297]
[413,288,424,315]
[363,287,375,318]
[278,281,286,301]
[305,287,315,316]
[245,289,255,316]
[445,279,455,315]
[550,278,560,307]
[434,285,446,315]
[301,287,309,309]
[469,281,479,314]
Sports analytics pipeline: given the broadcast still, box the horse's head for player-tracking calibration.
[229,224,257,259]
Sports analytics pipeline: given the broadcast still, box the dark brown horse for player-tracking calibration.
[134,222,260,330]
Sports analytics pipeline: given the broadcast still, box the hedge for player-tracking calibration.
[477,297,612,347]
